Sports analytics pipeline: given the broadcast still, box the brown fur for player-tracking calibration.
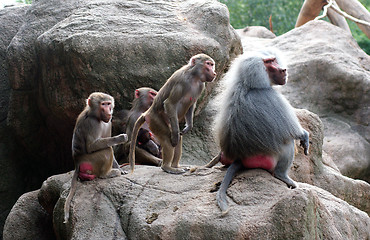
[129,54,216,174]
[64,92,128,223]
[115,87,162,166]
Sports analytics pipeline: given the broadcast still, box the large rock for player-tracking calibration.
[4,107,370,239]
[0,122,29,240]
[0,5,28,122]
[3,190,55,240]
[0,5,30,238]
[322,117,370,181]
[5,0,241,182]
[291,109,370,214]
[6,166,368,240]
[239,21,370,182]
[236,26,276,39]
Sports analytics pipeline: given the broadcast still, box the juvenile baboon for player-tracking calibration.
[115,87,162,166]
[129,54,216,174]
[64,92,128,223]
[213,48,309,214]
[126,87,158,138]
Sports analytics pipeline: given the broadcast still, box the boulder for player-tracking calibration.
[3,190,55,240]
[0,5,29,122]
[239,20,370,182]
[321,117,370,181]
[291,109,370,214]
[0,122,29,239]
[0,5,30,237]
[4,107,370,240]
[15,166,369,240]
[38,172,73,215]
[236,26,276,39]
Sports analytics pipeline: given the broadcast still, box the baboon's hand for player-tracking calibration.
[300,130,309,155]
[300,140,309,155]
[117,133,128,144]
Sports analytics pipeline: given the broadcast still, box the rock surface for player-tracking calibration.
[291,109,370,214]
[0,5,28,121]
[3,190,55,240]
[0,5,30,238]
[4,107,370,240]
[236,26,276,39]
[6,166,369,240]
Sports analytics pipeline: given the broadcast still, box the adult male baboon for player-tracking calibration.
[212,48,309,214]
[64,92,128,223]
[129,54,217,174]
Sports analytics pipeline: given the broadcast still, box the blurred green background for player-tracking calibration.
[219,0,370,54]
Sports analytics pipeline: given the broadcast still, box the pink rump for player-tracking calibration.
[78,162,96,181]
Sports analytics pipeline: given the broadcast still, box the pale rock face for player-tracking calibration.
[5,163,370,240]
[4,108,370,240]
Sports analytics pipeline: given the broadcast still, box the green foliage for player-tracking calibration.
[348,21,370,55]
[219,0,303,35]
[348,0,370,54]
[220,0,370,54]
[16,0,32,4]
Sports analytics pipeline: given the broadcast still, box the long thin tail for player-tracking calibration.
[216,159,243,215]
[128,114,146,172]
[64,168,78,223]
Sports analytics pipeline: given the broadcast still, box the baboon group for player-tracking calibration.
[64,49,309,223]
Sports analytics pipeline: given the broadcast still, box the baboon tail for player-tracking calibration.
[128,114,146,172]
[216,159,243,215]
[64,168,79,223]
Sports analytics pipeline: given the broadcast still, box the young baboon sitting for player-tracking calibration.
[64,92,128,223]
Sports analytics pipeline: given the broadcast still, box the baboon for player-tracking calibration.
[64,92,128,223]
[213,48,309,214]
[137,128,160,157]
[115,87,162,166]
[129,54,216,174]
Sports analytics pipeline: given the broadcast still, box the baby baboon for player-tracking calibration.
[136,128,160,157]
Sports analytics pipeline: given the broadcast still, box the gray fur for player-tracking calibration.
[214,48,306,160]
[213,48,309,214]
